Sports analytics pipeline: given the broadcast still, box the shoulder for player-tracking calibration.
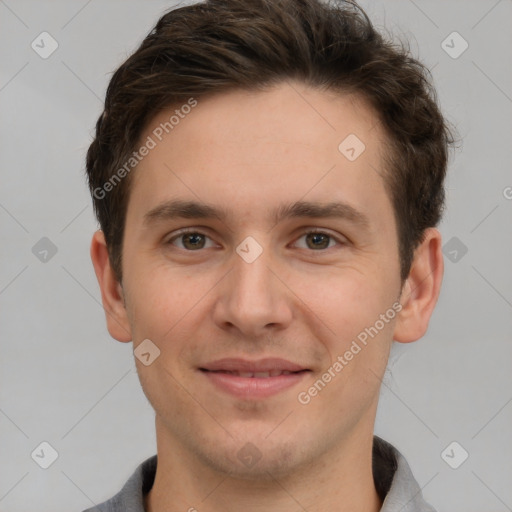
[81,455,157,512]
[373,436,437,512]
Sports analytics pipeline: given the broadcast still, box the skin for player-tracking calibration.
[91,80,443,512]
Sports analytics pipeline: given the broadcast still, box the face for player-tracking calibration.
[118,82,404,477]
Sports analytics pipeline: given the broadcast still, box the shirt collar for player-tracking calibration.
[374,436,436,512]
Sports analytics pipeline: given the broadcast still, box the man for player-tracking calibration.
[85,0,453,510]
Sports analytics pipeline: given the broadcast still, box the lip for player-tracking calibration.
[199,358,310,399]
[201,357,307,373]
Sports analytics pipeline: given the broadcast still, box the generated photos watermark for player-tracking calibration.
[297,301,402,405]
[93,97,198,200]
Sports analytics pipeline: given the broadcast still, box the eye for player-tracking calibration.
[165,228,346,252]
[166,230,216,250]
[293,230,345,251]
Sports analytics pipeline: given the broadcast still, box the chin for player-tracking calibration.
[193,436,301,480]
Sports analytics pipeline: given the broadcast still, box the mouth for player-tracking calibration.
[199,358,311,399]
[202,369,304,378]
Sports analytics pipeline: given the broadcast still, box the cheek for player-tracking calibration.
[302,277,397,411]
[296,268,396,339]
[123,261,203,342]
[300,271,399,402]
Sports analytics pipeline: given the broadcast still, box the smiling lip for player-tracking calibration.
[200,358,310,399]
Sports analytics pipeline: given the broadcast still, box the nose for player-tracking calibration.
[212,242,293,339]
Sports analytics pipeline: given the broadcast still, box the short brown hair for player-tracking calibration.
[86,0,454,283]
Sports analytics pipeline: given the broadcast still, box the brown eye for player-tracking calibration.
[305,232,331,250]
[294,231,342,251]
[167,230,215,250]
[181,233,206,250]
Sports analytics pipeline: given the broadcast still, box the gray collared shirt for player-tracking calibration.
[83,436,436,512]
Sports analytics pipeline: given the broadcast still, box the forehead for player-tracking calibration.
[127,81,393,227]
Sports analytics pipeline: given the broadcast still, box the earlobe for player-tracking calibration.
[90,230,132,343]
[393,228,444,343]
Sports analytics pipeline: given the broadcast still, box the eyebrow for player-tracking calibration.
[143,199,370,230]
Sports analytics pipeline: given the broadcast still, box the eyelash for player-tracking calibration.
[165,228,347,252]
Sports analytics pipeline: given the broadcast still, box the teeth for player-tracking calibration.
[208,369,302,377]
[218,370,297,378]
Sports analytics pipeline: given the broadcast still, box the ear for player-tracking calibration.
[90,230,132,343]
[393,227,444,343]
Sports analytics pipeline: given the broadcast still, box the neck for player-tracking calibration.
[145,420,382,512]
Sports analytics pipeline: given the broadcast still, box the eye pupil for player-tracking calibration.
[183,233,205,249]
[306,232,330,250]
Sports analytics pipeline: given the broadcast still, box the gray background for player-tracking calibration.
[1,1,511,511]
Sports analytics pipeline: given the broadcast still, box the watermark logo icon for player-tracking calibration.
[32,237,58,263]
[441,441,469,469]
[441,32,468,59]
[237,442,262,468]
[442,236,468,263]
[134,339,161,366]
[338,134,366,161]
[31,441,59,469]
[236,236,263,263]
[31,32,59,59]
